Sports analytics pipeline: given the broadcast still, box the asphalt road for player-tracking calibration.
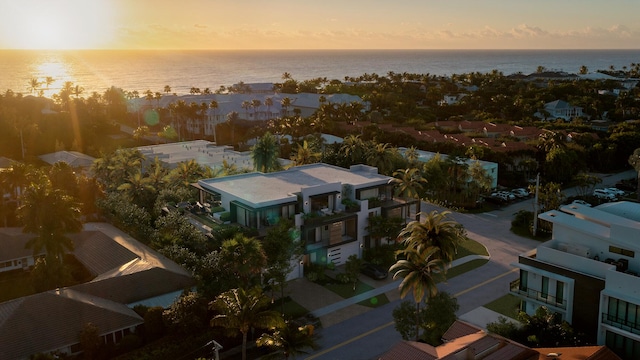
[301,169,637,360]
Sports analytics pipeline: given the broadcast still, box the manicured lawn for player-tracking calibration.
[444,259,489,280]
[0,271,34,303]
[456,238,489,258]
[484,294,521,319]
[272,296,309,319]
[323,279,390,308]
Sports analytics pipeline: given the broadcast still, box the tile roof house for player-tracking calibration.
[0,223,195,359]
[379,320,539,360]
[534,100,585,122]
[380,320,620,360]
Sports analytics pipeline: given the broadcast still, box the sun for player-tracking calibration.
[2,0,116,49]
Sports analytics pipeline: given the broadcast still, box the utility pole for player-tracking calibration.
[532,173,540,237]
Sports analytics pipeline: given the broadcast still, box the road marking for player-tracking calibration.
[305,321,395,359]
[304,268,519,359]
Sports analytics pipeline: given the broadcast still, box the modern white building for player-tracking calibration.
[509,201,640,360]
[195,163,418,268]
[400,148,499,190]
[137,140,291,171]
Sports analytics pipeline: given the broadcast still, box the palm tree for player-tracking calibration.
[27,78,41,95]
[164,85,171,94]
[366,142,394,175]
[220,234,267,287]
[264,97,274,120]
[117,170,156,210]
[252,132,281,173]
[226,111,240,147]
[210,287,285,360]
[251,99,262,120]
[257,321,319,359]
[241,100,252,120]
[392,168,426,200]
[280,97,292,117]
[390,246,445,341]
[291,140,321,166]
[399,210,465,264]
[18,177,82,264]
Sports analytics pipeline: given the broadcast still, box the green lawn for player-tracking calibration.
[444,259,489,280]
[483,294,521,319]
[323,279,390,308]
[456,238,489,258]
[272,296,309,319]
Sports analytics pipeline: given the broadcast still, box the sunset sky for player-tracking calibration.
[1,0,639,50]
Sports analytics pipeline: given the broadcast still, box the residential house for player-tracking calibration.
[534,100,584,122]
[195,163,418,269]
[400,148,499,190]
[379,320,539,360]
[137,139,291,172]
[380,320,620,360]
[509,201,640,360]
[38,151,96,175]
[0,223,195,359]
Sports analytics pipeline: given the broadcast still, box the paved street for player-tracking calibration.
[290,170,638,359]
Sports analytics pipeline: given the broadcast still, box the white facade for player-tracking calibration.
[196,163,416,268]
[511,202,640,359]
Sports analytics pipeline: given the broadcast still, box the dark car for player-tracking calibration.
[361,263,389,280]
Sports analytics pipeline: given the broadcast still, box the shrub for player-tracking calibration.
[219,211,231,222]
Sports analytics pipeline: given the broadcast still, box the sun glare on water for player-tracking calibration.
[5,0,115,49]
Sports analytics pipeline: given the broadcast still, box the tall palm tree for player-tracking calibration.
[291,140,321,166]
[210,287,285,360]
[18,177,82,263]
[117,170,156,210]
[264,97,274,120]
[280,97,292,117]
[390,246,444,341]
[392,168,427,200]
[241,100,252,120]
[398,210,465,264]
[164,85,171,94]
[27,78,41,95]
[366,142,394,175]
[227,111,240,146]
[252,132,281,173]
[251,99,262,120]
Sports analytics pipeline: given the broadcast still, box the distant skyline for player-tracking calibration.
[2,0,640,50]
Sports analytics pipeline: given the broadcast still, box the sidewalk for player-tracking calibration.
[287,254,497,329]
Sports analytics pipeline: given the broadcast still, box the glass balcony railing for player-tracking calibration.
[509,279,567,309]
[602,313,640,335]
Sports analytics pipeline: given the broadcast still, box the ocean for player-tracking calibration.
[1,49,639,97]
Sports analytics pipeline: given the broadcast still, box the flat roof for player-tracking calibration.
[198,163,390,207]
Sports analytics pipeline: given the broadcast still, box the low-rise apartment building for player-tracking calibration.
[509,201,640,360]
[195,163,418,269]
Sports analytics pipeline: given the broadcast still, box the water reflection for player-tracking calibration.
[30,52,74,98]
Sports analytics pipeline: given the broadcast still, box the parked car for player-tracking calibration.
[571,199,592,207]
[605,187,626,197]
[511,188,530,198]
[593,189,616,201]
[361,263,388,280]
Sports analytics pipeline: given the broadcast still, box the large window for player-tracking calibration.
[556,281,564,305]
[610,245,635,258]
[606,330,640,360]
[519,270,528,291]
[541,276,549,299]
[606,297,640,333]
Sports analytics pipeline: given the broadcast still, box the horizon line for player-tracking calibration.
[2,47,640,52]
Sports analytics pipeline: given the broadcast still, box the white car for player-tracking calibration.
[605,187,625,197]
[593,189,616,201]
[511,188,530,198]
[571,199,592,207]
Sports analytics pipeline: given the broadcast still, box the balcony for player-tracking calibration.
[602,313,640,335]
[509,279,567,310]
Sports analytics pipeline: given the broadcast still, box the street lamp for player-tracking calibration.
[206,339,223,360]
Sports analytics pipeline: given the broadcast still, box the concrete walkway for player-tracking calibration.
[287,254,495,329]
